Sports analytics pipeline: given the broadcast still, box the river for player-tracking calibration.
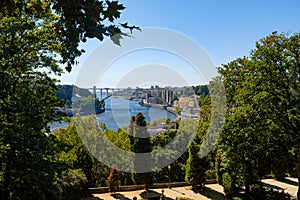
[50,97,176,131]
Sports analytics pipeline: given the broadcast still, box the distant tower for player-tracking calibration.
[105,88,109,98]
[93,86,96,98]
[166,89,169,104]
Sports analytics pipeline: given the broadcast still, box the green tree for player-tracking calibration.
[151,129,188,184]
[80,96,105,114]
[56,85,92,101]
[72,114,133,186]
[1,0,136,198]
[53,125,93,184]
[193,85,209,97]
[56,169,88,200]
[0,11,64,196]
[219,58,286,195]
[56,85,93,107]
[250,32,300,197]
[184,81,223,191]
[185,141,209,190]
[50,123,113,199]
[130,112,153,192]
[218,32,300,196]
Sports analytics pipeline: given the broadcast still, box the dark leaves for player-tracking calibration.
[103,1,125,22]
[51,0,139,71]
[121,22,142,33]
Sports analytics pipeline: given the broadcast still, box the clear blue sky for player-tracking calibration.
[60,0,300,88]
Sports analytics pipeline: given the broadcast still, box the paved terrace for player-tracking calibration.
[85,178,298,200]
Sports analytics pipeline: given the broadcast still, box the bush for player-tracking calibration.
[245,188,291,200]
[205,169,217,180]
[270,170,286,181]
[229,186,291,200]
[222,172,238,197]
[107,166,121,193]
[57,169,88,200]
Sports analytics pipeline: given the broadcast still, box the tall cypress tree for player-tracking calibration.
[130,112,153,191]
[185,141,209,190]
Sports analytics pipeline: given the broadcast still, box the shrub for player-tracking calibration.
[57,169,88,200]
[245,188,291,200]
[205,169,217,180]
[222,172,238,196]
[107,166,121,193]
[230,185,291,200]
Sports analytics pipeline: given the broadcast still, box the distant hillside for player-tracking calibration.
[56,85,92,101]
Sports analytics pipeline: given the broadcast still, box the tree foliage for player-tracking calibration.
[185,141,208,189]
[107,166,121,193]
[192,85,209,97]
[218,32,300,196]
[56,85,92,101]
[0,0,136,198]
[151,129,187,184]
[80,96,105,114]
[130,112,153,192]
[184,83,220,190]
[2,0,139,71]
[0,9,64,198]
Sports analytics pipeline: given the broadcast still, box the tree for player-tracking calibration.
[0,13,64,196]
[185,141,208,190]
[1,0,136,198]
[80,96,105,114]
[218,32,300,196]
[151,129,188,184]
[193,85,209,97]
[185,80,224,191]
[53,125,95,184]
[107,166,121,193]
[250,32,300,197]
[56,85,93,107]
[130,112,153,192]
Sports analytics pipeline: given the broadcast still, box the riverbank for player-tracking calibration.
[51,97,176,131]
[138,101,181,121]
[55,107,105,117]
[166,106,178,115]
[139,102,167,109]
[111,95,132,100]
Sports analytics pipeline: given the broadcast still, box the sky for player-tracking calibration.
[59,0,300,88]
